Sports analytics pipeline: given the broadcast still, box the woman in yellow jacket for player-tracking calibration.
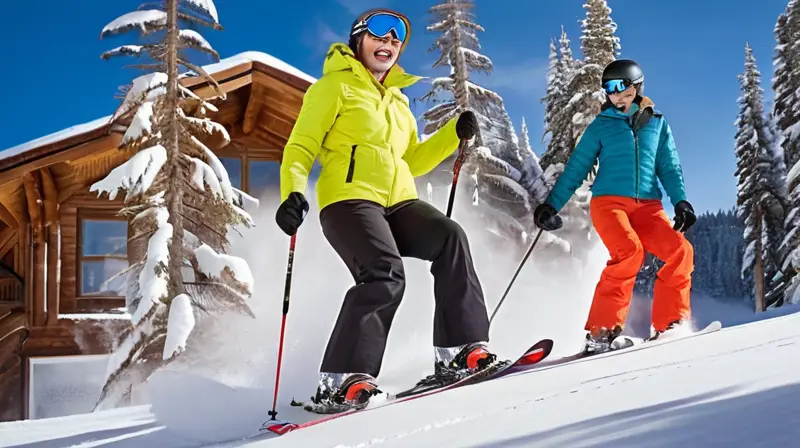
[274,8,497,413]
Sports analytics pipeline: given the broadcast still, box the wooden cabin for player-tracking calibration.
[0,52,315,421]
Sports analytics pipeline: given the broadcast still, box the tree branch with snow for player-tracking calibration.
[91,0,257,411]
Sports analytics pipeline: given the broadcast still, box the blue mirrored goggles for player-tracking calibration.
[603,79,633,94]
[353,12,408,42]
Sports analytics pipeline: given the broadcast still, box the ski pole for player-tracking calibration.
[268,232,297,420]
[489,228,544,324]
[445,138,469,218]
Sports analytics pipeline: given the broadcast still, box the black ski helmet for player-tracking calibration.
[602,59,644,90]
[348,8,411,58]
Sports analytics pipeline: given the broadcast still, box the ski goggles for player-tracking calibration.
[352,12,408,42]
[603,78,633,94]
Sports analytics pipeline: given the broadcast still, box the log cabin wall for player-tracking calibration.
[0,57,312,421]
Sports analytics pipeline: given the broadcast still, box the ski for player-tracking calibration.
[498,320,723,381]
[256,338,554,437]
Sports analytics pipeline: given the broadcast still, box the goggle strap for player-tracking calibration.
[351,21,367,36]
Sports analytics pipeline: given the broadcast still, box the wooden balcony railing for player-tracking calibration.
[0,277,23,308]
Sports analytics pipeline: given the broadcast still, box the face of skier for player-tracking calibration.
[608,85,637,112]
[359,33,402,78]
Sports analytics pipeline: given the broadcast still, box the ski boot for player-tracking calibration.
[582,325,631,356]
[302,373,381,414]
[646,319,690,342]
[409,342,500,393]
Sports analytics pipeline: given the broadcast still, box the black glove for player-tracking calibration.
[275,192,309,236]
[455,111,479,140]
[672,200,696,233]
[534,203,563,232]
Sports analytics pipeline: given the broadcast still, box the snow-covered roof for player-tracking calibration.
[0,51,316,163]
[199,51,317,85]
[1,115,115,162]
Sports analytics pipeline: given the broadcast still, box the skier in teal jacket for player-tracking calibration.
[534,59,697,354]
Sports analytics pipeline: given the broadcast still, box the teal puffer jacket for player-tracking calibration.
[545,96,687,212]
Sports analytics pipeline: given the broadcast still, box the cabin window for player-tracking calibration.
[220,157,242,190]
[248,160,281,199]
[78,218,128,297]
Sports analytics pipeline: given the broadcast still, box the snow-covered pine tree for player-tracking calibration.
[537,1,621,272]
[517,117,547,203]
[772,0,800,169]
[419,0,547,244]
[768,0,800,307]
[734,44,787,312]
[89,0,256,409]
[562,0,620,154]
[540,26,576,170]
[541,39,560,151]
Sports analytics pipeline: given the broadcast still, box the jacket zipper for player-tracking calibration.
[634,131,640,203]
[630,115,640,203]
[346,145,356,183]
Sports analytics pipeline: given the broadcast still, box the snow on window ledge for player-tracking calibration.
[59,308,131,321]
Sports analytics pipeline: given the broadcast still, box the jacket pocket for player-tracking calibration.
[345,145,357,183]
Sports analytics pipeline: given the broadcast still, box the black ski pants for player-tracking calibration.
[318,198,490,377]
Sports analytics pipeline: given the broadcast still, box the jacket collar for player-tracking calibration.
[599,95,657,120]
[322,43,422,91]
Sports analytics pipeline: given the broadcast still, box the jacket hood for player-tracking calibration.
[323,43,422,90]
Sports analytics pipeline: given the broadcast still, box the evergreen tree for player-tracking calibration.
[540,27,576,170]
[90,0,256,409]
[734,44,787,311]
[561,0,620,154]
[771,0,800,307]
[517,117,546,201]
[519,116,535,156]
[537,1,621,271]
[772,0,800,169]
[541,38,561,153]
[419,0,547,244]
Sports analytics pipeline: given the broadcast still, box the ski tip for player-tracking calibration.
[259,419,299,436]
[516,339,554,366]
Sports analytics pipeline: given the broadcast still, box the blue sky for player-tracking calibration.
[0,0,789,214]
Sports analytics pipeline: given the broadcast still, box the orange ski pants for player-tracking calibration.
[586,196,694,333]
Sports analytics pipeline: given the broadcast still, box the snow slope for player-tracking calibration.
[2,187,800,447]
[3,307,799,447]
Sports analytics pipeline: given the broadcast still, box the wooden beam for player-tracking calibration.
[180,61,252,90]
[22,172,45,327]
[22,173,43,245]
[58,181,87,204]
[40,168,58,228]
[251,61,312,94]
[241,84,265,135]
[41,168,60,326]
[192,73,252,100]
[0,227,15,260]
[0,201,19,230]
